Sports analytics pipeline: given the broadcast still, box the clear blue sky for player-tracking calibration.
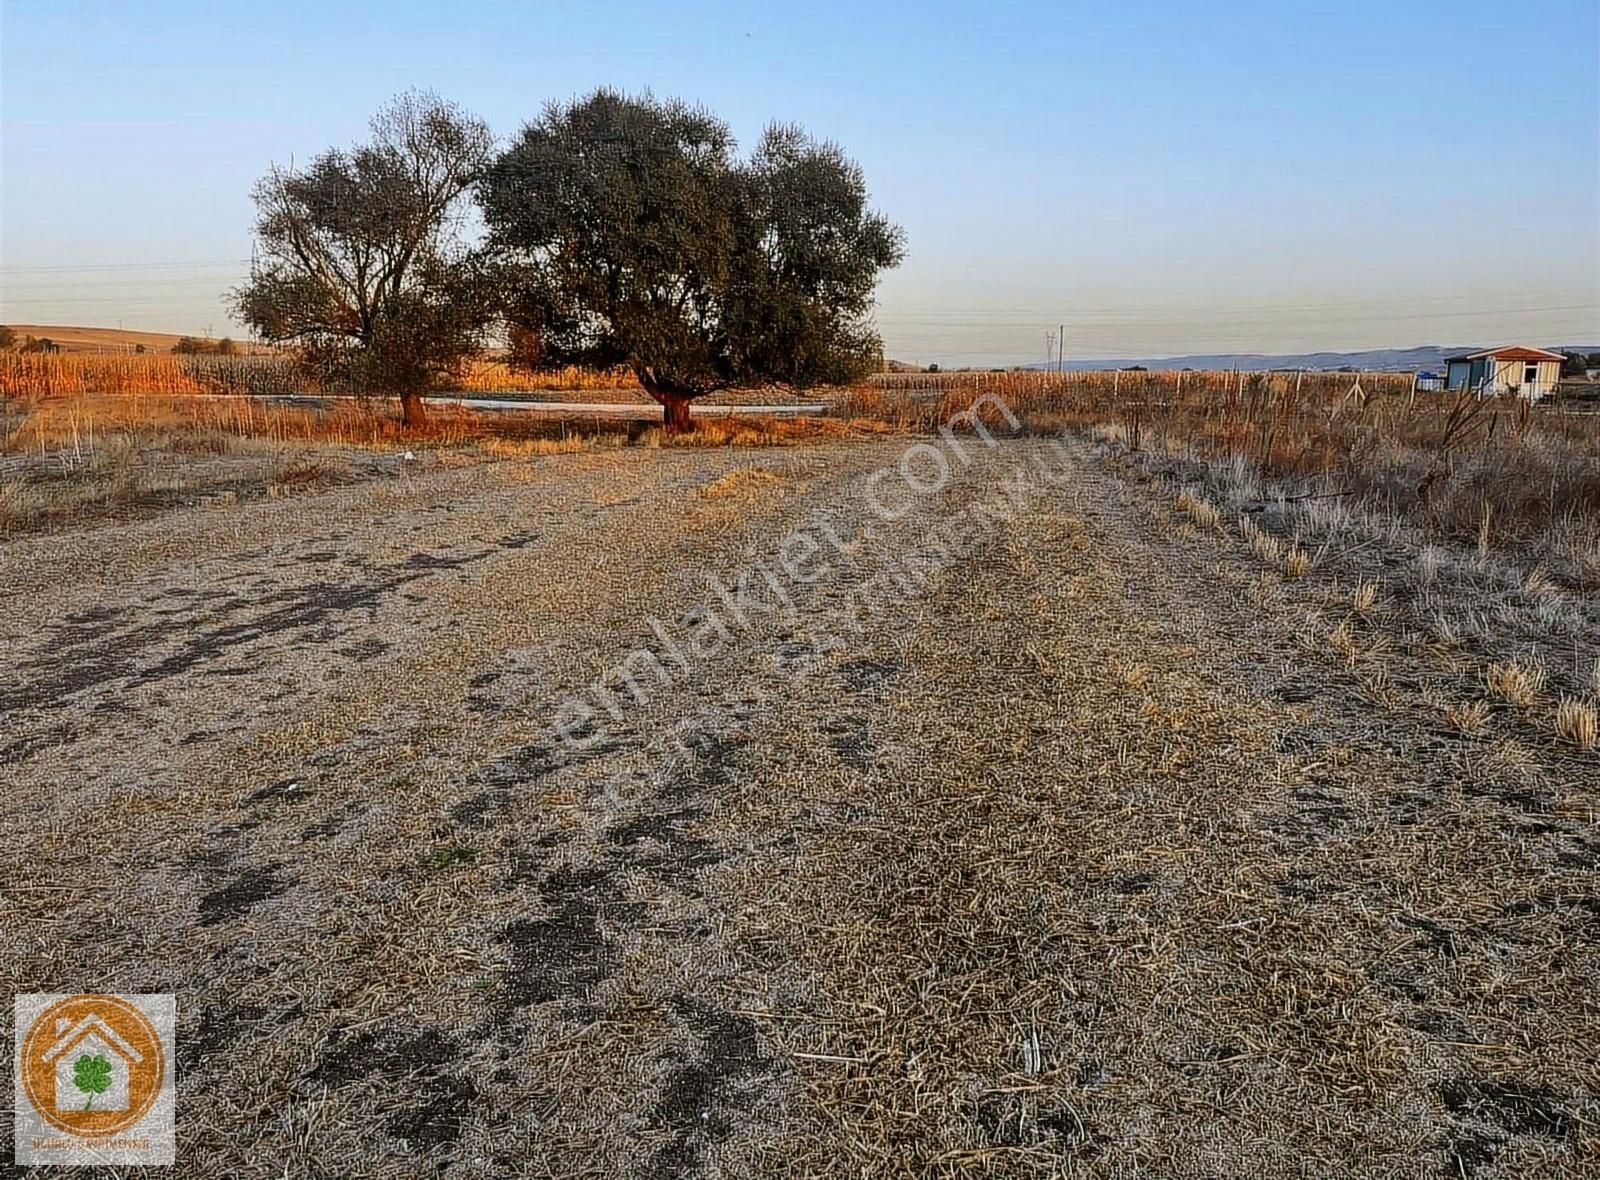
[3,0,1596,364]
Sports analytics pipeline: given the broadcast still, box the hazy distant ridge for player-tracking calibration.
[1025,345,1598,373]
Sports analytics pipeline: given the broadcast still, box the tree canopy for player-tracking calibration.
[480,90,904,430]
[233,91,495,424]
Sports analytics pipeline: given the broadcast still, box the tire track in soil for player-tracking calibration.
[451,441,1035,1176]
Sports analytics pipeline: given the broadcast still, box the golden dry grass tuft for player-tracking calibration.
[1444,698,1492,735]
[1555,696,1598,750]
[1174,489,1220,530]
[662,415,854,448]
[1486,658,1548,707]
[700,467,784,499]
[481,435,602,458]
[1240,515,1285,565]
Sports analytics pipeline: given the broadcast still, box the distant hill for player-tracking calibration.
[2,324,273,355]
[1024,345,1600,373]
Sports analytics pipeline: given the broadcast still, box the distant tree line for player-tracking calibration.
[0,328,60,353]
[172,336,238,355]
[232,90,904,430]
[1561,351,1600,378]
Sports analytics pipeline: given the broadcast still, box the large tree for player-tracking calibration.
[234,92,494,426]
[479,91,904,431]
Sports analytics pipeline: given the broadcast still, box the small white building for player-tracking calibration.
[1443,345,1564,399]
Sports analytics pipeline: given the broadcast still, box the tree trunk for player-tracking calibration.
[638,374,698,435]
[400,391,428,428]
[660,393,692,434]
[641,386,694,434]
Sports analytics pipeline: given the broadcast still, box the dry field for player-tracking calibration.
[0,393,860,537]
[2,402,1597,1177]
[0,351,643,399]
[2,325,278,355]
[0,350,839,407]
[856,370,1600,587]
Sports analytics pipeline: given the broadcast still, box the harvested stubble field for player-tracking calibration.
[1,404,1598,1178]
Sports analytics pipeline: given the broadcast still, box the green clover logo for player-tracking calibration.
[72,1053,112,1111]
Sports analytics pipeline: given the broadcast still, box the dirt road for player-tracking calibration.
[2,436,1595,1177]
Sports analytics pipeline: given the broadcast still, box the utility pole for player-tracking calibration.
[1058,323,1065,373]
[1045,329,1056,373]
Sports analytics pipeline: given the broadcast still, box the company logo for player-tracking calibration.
[14,994,175,1166]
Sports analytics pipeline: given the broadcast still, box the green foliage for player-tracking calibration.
[72,1053,112,1110]
[234,91,495,415]
[481,90,903,414]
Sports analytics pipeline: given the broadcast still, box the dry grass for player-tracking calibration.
[1444,698,1492,735]
[2,433,1595,1176]
[648,415,859,449]
[1174,489,1221,529]
[0,351,643,400]
[458,359,638,392]
[2,393,851,454]
[1239,513,1285,565]
[700,467,784,498]
[1555,696,1598,749]
[0,393,852,537]
[1486,658,1548,707]
[3,390,487,451]
[480,435,602,458]
[853,369,1600,587]
[0,351,213,396]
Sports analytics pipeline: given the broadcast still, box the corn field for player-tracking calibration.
[0,352,639,400]
[457,360,638,393]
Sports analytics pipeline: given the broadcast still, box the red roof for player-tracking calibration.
[1445,345,1565,363]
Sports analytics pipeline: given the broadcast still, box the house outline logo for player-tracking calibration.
[19,994,166,1138]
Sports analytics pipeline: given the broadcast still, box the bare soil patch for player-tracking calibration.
[1,434,1594,1176]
